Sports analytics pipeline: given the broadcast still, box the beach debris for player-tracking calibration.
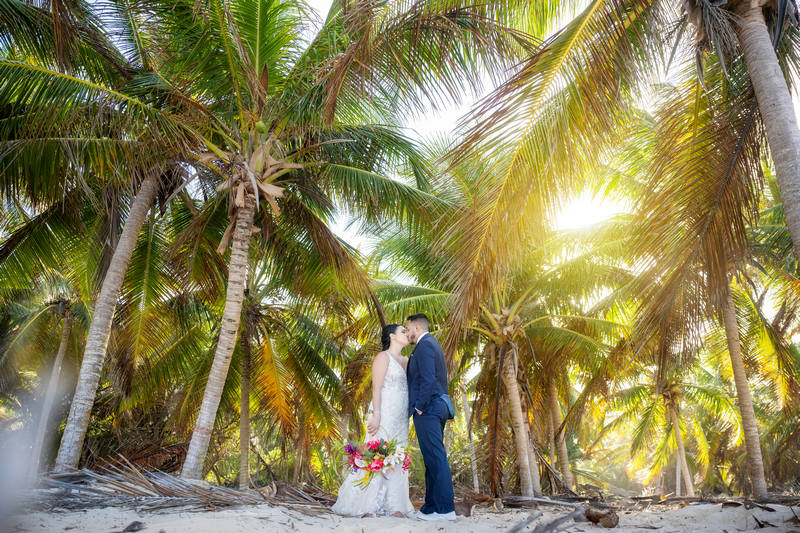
[454,500,476,517]
[120,521,146,532]
[721,500,776,512]
[25,458,332,514]
[585,506,619,528]
[752,514,776,528]
[506,503,620,532]
[505,511,542,532]
[530,507,587,533]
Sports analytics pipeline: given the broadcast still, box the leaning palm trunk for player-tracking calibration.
[182,194,255,480]
[668,404,695,497]
[30,310,73,478]
[55,175,159,470]
[547,379,573,489]
[674,451,681,497]
[722,285,768,499]
[460,385,480,493]
[239,332,251,490]
[737,5,800,258]
[500,350,534,497]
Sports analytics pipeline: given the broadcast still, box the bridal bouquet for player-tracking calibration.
[344,438,412,488]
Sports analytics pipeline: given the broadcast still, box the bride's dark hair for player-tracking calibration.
[381,324,401,351]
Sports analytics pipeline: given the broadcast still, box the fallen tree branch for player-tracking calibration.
[531,508,586,533]
[506,504,620,532]
[506,512,543,533]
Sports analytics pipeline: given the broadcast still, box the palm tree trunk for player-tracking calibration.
[674,452,681,497]
[669,404,695,497]
[30,310,73,479]
[55,175,159,470]
[547,378,573,489]
[737,5,800,258]
[239,332,251,490]
[527,427,542,496]
[292,434,302,485]
[460,385,480,493]
[182,195,255,480]
[722,286,768,500]
[500,351,534,497]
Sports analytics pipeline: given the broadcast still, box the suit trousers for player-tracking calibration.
[413,397,455,515]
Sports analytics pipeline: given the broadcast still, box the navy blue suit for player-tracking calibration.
[407,333,455,515]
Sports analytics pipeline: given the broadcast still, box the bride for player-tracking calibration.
[331,324,415,517]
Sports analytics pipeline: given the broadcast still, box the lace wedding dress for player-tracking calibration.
[332,355,414,517]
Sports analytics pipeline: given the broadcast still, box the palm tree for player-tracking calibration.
[5,0,524,473]
[601,338,744,496]
[29,301,74,479]
[434,0,799,496]
[2,0,212,470]
[441,0,800,348]
[629,61,771,497]
[690,0,800,255]
[475,300,541,497]
[376,211,631,496]
[0,273,86,477]
[144,0,525,480]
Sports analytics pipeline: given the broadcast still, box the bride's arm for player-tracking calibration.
[367,352,390,436]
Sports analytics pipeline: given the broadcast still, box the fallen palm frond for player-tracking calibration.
[30,458,332,513]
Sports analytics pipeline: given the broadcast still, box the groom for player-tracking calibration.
[405,313,456,521]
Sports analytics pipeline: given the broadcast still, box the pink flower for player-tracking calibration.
[368,458,383,471]
[366,440,380,451]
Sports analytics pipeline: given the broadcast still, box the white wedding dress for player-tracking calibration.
[332,355,415,516]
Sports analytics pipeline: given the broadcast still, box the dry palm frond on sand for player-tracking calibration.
[28,459,332,514]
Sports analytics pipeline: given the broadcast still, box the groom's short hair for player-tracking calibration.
[406,313,430,331]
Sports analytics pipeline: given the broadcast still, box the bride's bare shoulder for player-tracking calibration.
[373,351,390,367]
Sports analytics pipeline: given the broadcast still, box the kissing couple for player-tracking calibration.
[331,313,457,521]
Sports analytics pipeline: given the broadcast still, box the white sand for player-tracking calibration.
[8,501,799,533]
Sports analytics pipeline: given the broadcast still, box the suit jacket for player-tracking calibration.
[407,333,449,417]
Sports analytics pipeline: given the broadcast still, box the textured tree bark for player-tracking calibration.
[239,332,251,490]
[182,194,255,480]
[501,351,534,496]
[55,175,159,470]
[527,427,543,496]
[722,285,768,500]
[339,413,350,445]
[292,437,302,485]
[461,385,480,493]
[674,452,681,497]
[669,404,695,497]
[30,310,73,478]
[548,378,573,489]
[738,5,800,258]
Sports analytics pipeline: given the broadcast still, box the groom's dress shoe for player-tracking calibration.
[416,511,457,521]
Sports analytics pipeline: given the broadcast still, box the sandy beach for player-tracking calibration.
[8,500,799,533]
